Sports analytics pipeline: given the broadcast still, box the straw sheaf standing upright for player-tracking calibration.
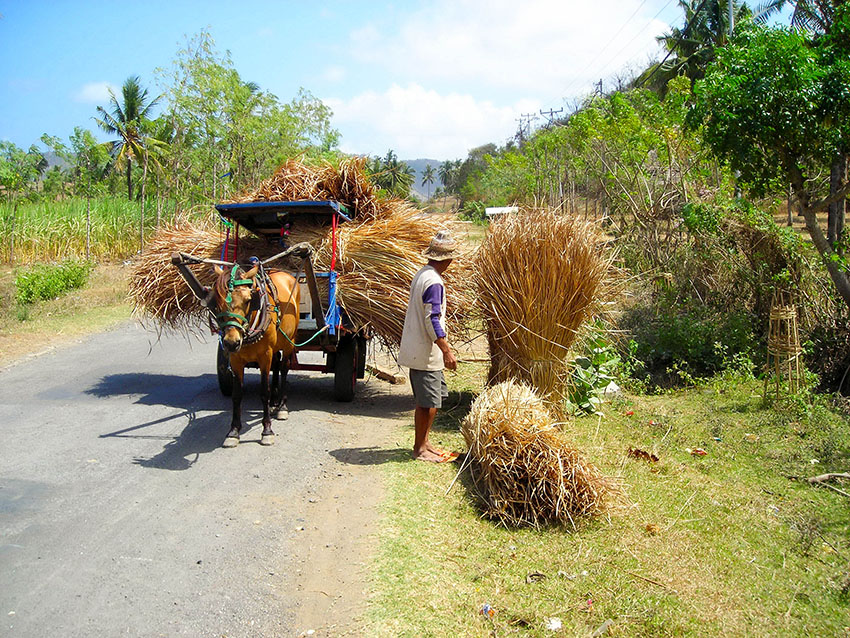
[461,379,609,528]
[474,208,610,405]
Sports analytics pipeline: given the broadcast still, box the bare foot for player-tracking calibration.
[425,442,452,458]
[413,448,447,463]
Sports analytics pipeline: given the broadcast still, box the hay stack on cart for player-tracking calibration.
[129,157,474,348]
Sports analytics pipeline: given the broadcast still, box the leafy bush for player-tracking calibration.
[566,327,621,414]
[681,202,722,235]
[15,260,93,305]
[622,304,759,382]
[458,201,488,225]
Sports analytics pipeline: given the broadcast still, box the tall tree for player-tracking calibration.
[69,128,110,258]
[0,142,45,263]
[422,164,436,200]
[756,0,840,32]
[94,75,162,200]
[693,16,850,307]
[158,30,338,201]
[755,0,846,242]
[438,160,456,207]
[639,1,784,94]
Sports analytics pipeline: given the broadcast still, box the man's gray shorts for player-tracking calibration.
[409,369,448,409]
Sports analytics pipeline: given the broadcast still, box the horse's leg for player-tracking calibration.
[258,351,275,446]
[223,359,245,448]
[278,357,290,420]
[270,351,283,418]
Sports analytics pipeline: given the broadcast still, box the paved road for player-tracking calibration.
[0,322,409,637]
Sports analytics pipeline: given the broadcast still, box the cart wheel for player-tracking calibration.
[333,336,358,402]
[217,343,233,397]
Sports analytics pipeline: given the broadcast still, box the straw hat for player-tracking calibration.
[424,230,461,261]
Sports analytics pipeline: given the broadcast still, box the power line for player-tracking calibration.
[581,0,651,76]
[639,0,710,88]
[594,0,678,80]
[561,0,677,100]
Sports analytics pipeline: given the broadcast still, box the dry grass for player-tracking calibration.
[474,208,611,405]
[461,379,611,528]
[230,156,384,220]
[128,158,476,347]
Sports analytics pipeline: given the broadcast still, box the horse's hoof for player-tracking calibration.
[260,434,275,446]
[222,436,239,448]
[275,409,289,421]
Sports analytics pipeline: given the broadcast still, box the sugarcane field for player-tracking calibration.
[2,3,849,637]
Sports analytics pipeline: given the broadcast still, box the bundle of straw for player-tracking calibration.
[128,158,475,346]
[474,208,610,404]
[461,379,609,528]
[230,156,384,220]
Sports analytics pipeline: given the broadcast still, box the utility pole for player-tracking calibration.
[539,107,564,126]
[594,79,603,96]
[515,112,538,143]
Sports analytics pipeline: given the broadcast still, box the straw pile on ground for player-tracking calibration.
[461,379,609,528]
[474,208,610,405]
[128,157,474,346]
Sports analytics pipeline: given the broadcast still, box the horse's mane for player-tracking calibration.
[213,268,230,304]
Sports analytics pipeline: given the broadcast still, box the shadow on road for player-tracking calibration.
[329,447,410,465]
[85,373,224,409]
[132,411,224,471]
[87,371,412,471]
[86,371,411,418]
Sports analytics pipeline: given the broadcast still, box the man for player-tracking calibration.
[398,230,460,462]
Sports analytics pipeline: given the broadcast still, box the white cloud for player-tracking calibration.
[349,0,667,101]
[326,83,540,159]
[322,65,346,83]
[73,81,118,104]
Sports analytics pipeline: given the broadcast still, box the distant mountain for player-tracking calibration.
[402,158,443,200]
[44,151,71,170]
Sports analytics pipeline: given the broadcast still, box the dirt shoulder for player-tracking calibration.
[0,262,133,364]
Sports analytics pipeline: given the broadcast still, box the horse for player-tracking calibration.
[212,261,300,448]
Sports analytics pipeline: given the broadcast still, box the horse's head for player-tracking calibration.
[213,263,259,353]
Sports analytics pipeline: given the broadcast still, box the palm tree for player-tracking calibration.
[640,1,758,93]
[438,160,455,208]
[755,0,839,32]
[94,75,162,200]
[422,164,436,200]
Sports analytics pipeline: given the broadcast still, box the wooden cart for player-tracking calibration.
[172,200,368,402]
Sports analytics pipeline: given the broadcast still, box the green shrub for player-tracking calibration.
[681,201,722,235]
[566,326,621,414]
[15,260,93,305]
[458,201,488,225]
[622,305,759,382]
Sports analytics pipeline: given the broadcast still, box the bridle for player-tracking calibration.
[214,264,271,345]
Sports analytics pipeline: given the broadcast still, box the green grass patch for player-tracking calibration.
[367,368,850,636]
[15,259,93,304]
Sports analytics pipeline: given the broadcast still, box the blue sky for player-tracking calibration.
[0,1,775,160]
